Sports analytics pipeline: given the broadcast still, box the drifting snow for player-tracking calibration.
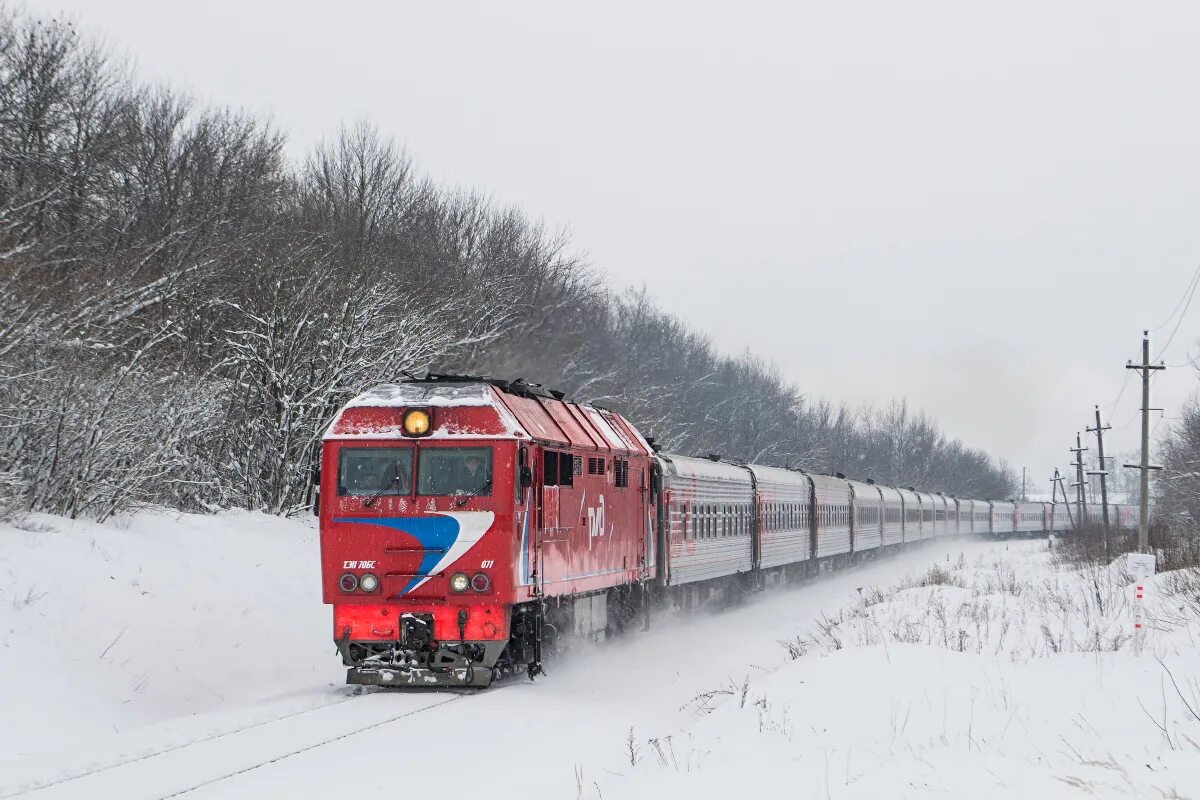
[2,512,1198,798]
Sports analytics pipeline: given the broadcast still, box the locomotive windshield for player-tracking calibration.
[337,447,413,496]
[417,447,493,496]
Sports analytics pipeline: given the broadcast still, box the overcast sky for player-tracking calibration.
[32,0,1200,491]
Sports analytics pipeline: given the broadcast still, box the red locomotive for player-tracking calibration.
[317,377,654,687]
[316,375,1141,688]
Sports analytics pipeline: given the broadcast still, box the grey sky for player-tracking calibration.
[32,0,1200,490]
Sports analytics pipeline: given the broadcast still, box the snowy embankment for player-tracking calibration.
[0,511,339,761]
[2,513,1199,799]
[607,544,1200,799]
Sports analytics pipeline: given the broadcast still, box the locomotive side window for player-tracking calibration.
[542,450,573,487]
[337,447,413,497]
[614,459,629,488]
[417,447,493,496]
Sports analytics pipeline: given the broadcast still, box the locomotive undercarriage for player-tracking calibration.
[343,584,655,689]
[339,611,509,688]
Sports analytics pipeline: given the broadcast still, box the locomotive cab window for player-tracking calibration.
[417,447,493,496]
[337,447,413,497]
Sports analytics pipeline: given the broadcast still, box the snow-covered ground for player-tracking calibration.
[2,512,1198,798]
[0,511,339,761]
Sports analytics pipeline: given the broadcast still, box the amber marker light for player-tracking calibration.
[402,408,432,437]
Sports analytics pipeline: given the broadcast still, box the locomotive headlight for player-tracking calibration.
[450,572,469,593]
[402,408,431,437]
[471,572,491,592]
[359,573,379,593]
[339,573,359,593]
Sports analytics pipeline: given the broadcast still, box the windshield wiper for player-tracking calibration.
[454,477,492,508]
[362,468,405,508]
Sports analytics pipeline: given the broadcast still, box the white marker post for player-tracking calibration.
[1127,552,1156,655]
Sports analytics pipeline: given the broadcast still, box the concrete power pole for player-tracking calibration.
[1124,330,1166,554]
[1086,405,1112,560]
[1070,433,1088,527]
[1052,469,1074,527]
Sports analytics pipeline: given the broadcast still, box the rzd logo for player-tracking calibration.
[587,495,606,547]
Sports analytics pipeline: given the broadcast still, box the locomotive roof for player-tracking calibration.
[346,382,499,408]
[325,379,651,455]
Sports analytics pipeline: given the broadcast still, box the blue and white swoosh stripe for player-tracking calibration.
[333,511,494,594]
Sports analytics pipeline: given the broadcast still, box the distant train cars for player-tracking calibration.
[315,376,1138,688]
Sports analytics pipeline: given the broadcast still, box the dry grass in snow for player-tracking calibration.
[597,540,1200,799]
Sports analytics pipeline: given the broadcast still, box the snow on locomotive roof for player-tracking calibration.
[328,380,650,453]
[326,382,525,440]
[345,382,495,408]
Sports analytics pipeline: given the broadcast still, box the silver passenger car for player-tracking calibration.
[750,464,812,568]
[990,501,1016,536]
[879,484,904,546]
[897,488,921,542]
[810,473,852,557]
[657,454,754,585]
[848,479,883,551]
[915,491,937,540]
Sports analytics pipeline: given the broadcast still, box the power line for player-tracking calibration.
[1150,261,1200,332]
[1153,264,1200,361]
[1111,368,1169,430]
[1165,348,1199,369]
[1105,369,1133,416]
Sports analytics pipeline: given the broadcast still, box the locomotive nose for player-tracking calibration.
[335,602,510,688]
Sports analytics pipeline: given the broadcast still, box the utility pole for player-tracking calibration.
[1070,433,1088,527]
[1052,469,1074,527]
[1086,404,1112,560]
[1123,330,1166,553]
[1021,467,1027,501]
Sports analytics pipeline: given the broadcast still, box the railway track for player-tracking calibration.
[0,690,467,799]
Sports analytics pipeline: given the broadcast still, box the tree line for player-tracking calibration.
[0,7,1016,521]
